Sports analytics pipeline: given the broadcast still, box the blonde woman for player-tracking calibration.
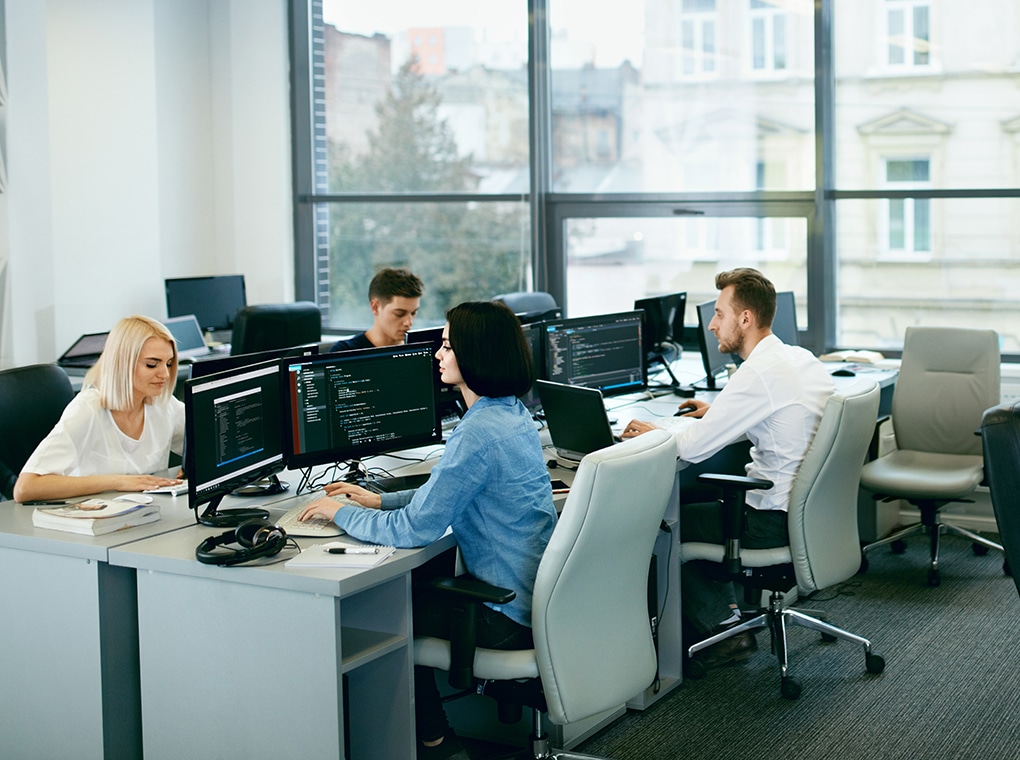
[14,316,185,502]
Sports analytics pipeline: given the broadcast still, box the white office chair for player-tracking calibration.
[681,383,886,699]
[859,326,1004,587]
[413,430,676,759]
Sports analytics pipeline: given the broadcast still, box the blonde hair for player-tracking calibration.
[84,316,178,410]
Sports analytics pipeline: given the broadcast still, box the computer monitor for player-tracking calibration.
[284,344,442,471]
[634,292,687,387]
[183,360,287,527]
[165,275,247,333]
[543,310,646,396]
[188,343,320,382]
[518,321,546,413]
[772,291,800,346]
[696,298,731,390]
[404,326,466,420]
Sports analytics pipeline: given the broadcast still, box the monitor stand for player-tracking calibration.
[196,495,270,528]
[232,473,289,497]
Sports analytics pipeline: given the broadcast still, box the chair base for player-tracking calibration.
[686,590,884,699]
[862,511,1004,586]
[486,709,616,760]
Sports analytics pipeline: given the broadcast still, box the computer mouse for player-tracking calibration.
[832,368,856,377]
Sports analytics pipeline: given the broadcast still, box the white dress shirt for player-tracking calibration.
[22,387,185,478]
[671,334,834,511]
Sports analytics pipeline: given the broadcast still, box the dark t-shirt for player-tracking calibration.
[329,332,375,353]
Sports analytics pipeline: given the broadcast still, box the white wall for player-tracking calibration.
[1,0,293,368]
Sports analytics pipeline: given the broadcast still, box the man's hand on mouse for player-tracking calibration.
[675,399,709,418]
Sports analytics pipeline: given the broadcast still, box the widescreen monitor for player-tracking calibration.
[184,360,287,526]
[773,291,800,346]
[188,343,319,382]
[284,344,442,471]
[165,275,247,333]
[634,292,687,388]
[543,310,646,396]
[518,321,546,413]
[696,299,730,390]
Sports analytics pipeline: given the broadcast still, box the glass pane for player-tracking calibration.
[323,200,530,330]
[837,198,1020,351]
[836,0,1019,189]
[320,1,529,194]
[549,0,814,192]
[563,215,809,331]
[887,9,905,65]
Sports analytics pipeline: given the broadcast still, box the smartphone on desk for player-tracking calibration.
[550,478,570,495]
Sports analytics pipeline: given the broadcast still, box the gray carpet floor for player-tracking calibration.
[465,531,1020,759]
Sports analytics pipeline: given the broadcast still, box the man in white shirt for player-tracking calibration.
[622,268,834,668]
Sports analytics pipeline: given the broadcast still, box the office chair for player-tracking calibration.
[493,291,561,323]
[681,384,886,699]
[0,364,76,500]
[229,302,322,356]
[858,326,1003,587]
[980,401,1020,599]
[413,431,676,759]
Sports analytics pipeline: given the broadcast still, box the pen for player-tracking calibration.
[327,546,379,555]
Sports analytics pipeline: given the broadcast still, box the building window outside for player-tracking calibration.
[749,0,786,73]
[681,0,717,76]
[886,0,930,68]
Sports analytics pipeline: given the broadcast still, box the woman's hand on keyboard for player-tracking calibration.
[299,497,345,524]
[322,482,382,509]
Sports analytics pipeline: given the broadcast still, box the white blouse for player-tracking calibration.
[22,388,185,477]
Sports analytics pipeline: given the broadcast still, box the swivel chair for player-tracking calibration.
[0,364,76,500]
[229,302,322,356]
[980,401,1020,599]
[681,383,886,699]
[493,291,561,324]
[859,326,1003,587]
[413,430,676,759]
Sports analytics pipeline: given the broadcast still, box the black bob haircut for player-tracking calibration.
[446,301,534,399]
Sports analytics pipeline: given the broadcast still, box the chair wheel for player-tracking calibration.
[866,651,886,674]
[973,543,990,556]
[780,676,802,700]
[927,569,941,587]
[684,658,708,680]
[820,632,837,643]
[891,539,907,554]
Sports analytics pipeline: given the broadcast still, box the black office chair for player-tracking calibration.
[493,292,561,324]
[0,364,76,500]
[229,302,322,355]
[980,401,1020,599]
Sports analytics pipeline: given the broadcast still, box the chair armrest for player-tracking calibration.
[416,576,517,689]
[696,473,773,575]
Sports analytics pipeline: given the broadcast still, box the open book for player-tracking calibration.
[818,349,885,364]
[31,497,161,536]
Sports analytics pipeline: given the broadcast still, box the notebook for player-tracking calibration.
[57,332,109,369]
[162,315,216,362]
[536,380,620,462]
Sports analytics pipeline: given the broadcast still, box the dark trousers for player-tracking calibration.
[680,501,789,639]
[413,580,534,743]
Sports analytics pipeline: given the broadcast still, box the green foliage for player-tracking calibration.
[326,60,528,329]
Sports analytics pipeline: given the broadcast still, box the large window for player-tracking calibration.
[293,0,1020,359]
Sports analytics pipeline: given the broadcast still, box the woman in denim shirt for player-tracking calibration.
[300,300,557,759]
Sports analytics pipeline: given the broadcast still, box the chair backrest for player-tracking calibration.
[788,382,881,594]
[230,302,322,356]
[892,326,1000,456]
[493,291,560,322]
[0,364,76,500]
[531,430,676,725]
[981,401,1020,599]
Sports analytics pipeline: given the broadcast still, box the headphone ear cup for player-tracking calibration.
[235,518,268,548]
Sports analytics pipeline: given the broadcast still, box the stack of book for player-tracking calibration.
[31,497,161,536]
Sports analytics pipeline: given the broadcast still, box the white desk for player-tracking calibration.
[108,498,456,760]
[0,492,197,760]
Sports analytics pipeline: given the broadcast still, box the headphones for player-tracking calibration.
[195,518,288,566]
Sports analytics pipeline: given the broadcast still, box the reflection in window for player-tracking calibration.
[886,0,930,68]
[681,0,717,76]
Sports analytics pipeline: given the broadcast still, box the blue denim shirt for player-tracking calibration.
[332,395,557,626]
